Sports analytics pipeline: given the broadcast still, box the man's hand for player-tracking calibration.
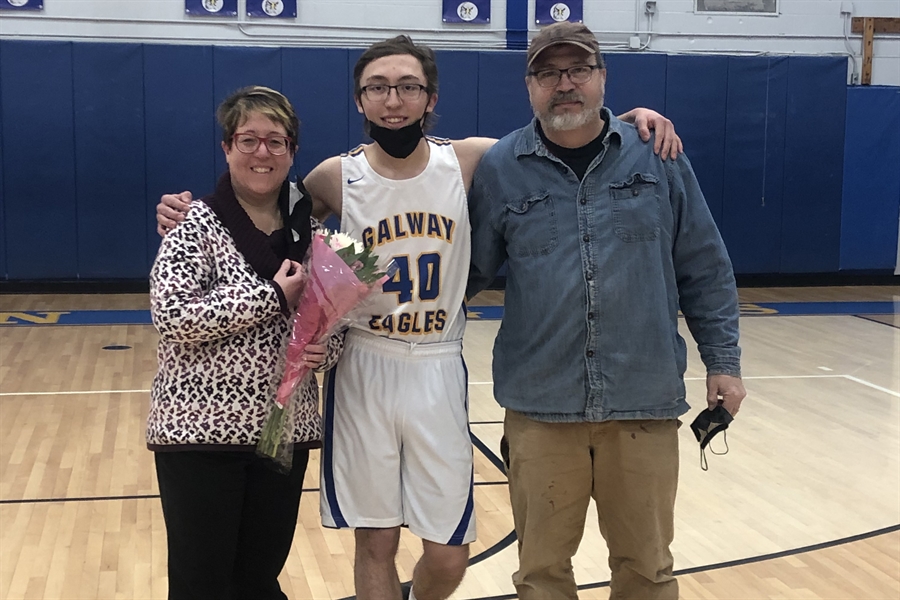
[706,374,746,417]
[273,259,306,310]
[157,191,193,237]
[617,108,683,161]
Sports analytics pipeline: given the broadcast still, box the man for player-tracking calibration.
[466,22,746,600]
[157,35,682,600]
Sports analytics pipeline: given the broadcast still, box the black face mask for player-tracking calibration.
[690,404,733,471]
[367,118,425,159]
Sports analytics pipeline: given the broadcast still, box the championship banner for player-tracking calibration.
[0,0,43,10]
[247,0,297,18]
[535,0,583,24]
[442,0,490,24]
[185,0,237,17]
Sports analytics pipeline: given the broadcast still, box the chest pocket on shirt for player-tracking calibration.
[503,191,558,257]
[610,173,660,242]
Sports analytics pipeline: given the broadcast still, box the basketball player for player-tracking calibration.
[157,35,682,600]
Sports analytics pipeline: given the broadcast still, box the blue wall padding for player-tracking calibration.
[0,42,5,279]
[72,43,148,278]
[841,86,900,270]
[476,51,532,139]
[144,45,216,268]
[759,57,789,272]
[213,46,283,176]
[761,57,790,268]
[603,53,668,116]
[1,41,79,279]
[0,40,891,280]
[283,48,350,178]
[506,0,528,50]
[721,56,788,273]
[665,55,728,226]
[432,51,480,140]
[780,56,847,273]
[346,49,366,149]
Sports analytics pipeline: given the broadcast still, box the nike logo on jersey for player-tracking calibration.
[347,175,365,184]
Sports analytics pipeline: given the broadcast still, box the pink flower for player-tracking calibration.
[257,234,391,470]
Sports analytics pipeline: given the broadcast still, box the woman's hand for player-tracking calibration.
[273,259,306,309]
[301,343,328,370]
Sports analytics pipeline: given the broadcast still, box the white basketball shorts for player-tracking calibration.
[320,328,476,545]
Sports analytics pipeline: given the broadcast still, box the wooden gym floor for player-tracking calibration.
[1,286,898,599]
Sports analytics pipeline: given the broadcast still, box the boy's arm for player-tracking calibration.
[303,156,344,221]
[156,191,193,237]
[452,137,498,192]
[617,108,683,160]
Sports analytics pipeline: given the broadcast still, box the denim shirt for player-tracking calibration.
[467,110,741,422]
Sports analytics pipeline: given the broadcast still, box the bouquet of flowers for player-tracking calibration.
[257,230,394,471]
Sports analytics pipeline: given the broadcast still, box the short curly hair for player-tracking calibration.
[216,86,300,154]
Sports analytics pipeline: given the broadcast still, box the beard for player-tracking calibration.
[535,90,602,132]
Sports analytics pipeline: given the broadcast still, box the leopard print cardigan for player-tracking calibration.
[147,201,342,450]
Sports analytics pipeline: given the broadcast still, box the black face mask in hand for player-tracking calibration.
[690,404,734,471]
[368,118,425,159]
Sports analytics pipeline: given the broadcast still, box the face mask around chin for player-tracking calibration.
[367,118,426,159]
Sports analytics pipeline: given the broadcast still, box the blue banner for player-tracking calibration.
[443,0,490,24]
[185,0,237,17]
[0,0,43,10]
[2,302,897,326]
[535,0,583,24]
[247,0,296,18]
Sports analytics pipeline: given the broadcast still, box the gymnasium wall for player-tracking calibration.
[0,40,898,279]
[2,0,898,85]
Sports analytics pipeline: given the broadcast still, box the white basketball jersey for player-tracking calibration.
[340,137,471,344]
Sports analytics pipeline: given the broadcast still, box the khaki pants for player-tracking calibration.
[504,410,680,600]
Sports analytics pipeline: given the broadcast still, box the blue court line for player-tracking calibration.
[739,301,899,316]
[1,301,897,326]
[0,310,153,326]
[469,301,900,320]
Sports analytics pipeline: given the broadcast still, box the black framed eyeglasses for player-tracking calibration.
[231,133,292,156]
[360,83,427,102]
[528,65,601,88]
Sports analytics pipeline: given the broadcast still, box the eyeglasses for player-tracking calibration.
[231,133,292,156]
[528,65,601,88]
[360,83,427,102]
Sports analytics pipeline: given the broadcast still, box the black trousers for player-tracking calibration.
[154,448,310,600]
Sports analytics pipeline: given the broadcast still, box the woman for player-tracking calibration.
[148,86,341,600]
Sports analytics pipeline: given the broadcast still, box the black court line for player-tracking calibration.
[8,439,897,600]
[1,435,510,506]
[0,493,161,505]
[471,523,900,600]
[0,481,513,506]
[470,431,507,475]
[465,432,517,568]
[854,313,900,330]
[338,432,516,600]
[463,429,517,567]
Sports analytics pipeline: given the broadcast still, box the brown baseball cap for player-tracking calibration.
[526,21,601,70]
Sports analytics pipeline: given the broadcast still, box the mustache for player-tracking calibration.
[549,91,584,108]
